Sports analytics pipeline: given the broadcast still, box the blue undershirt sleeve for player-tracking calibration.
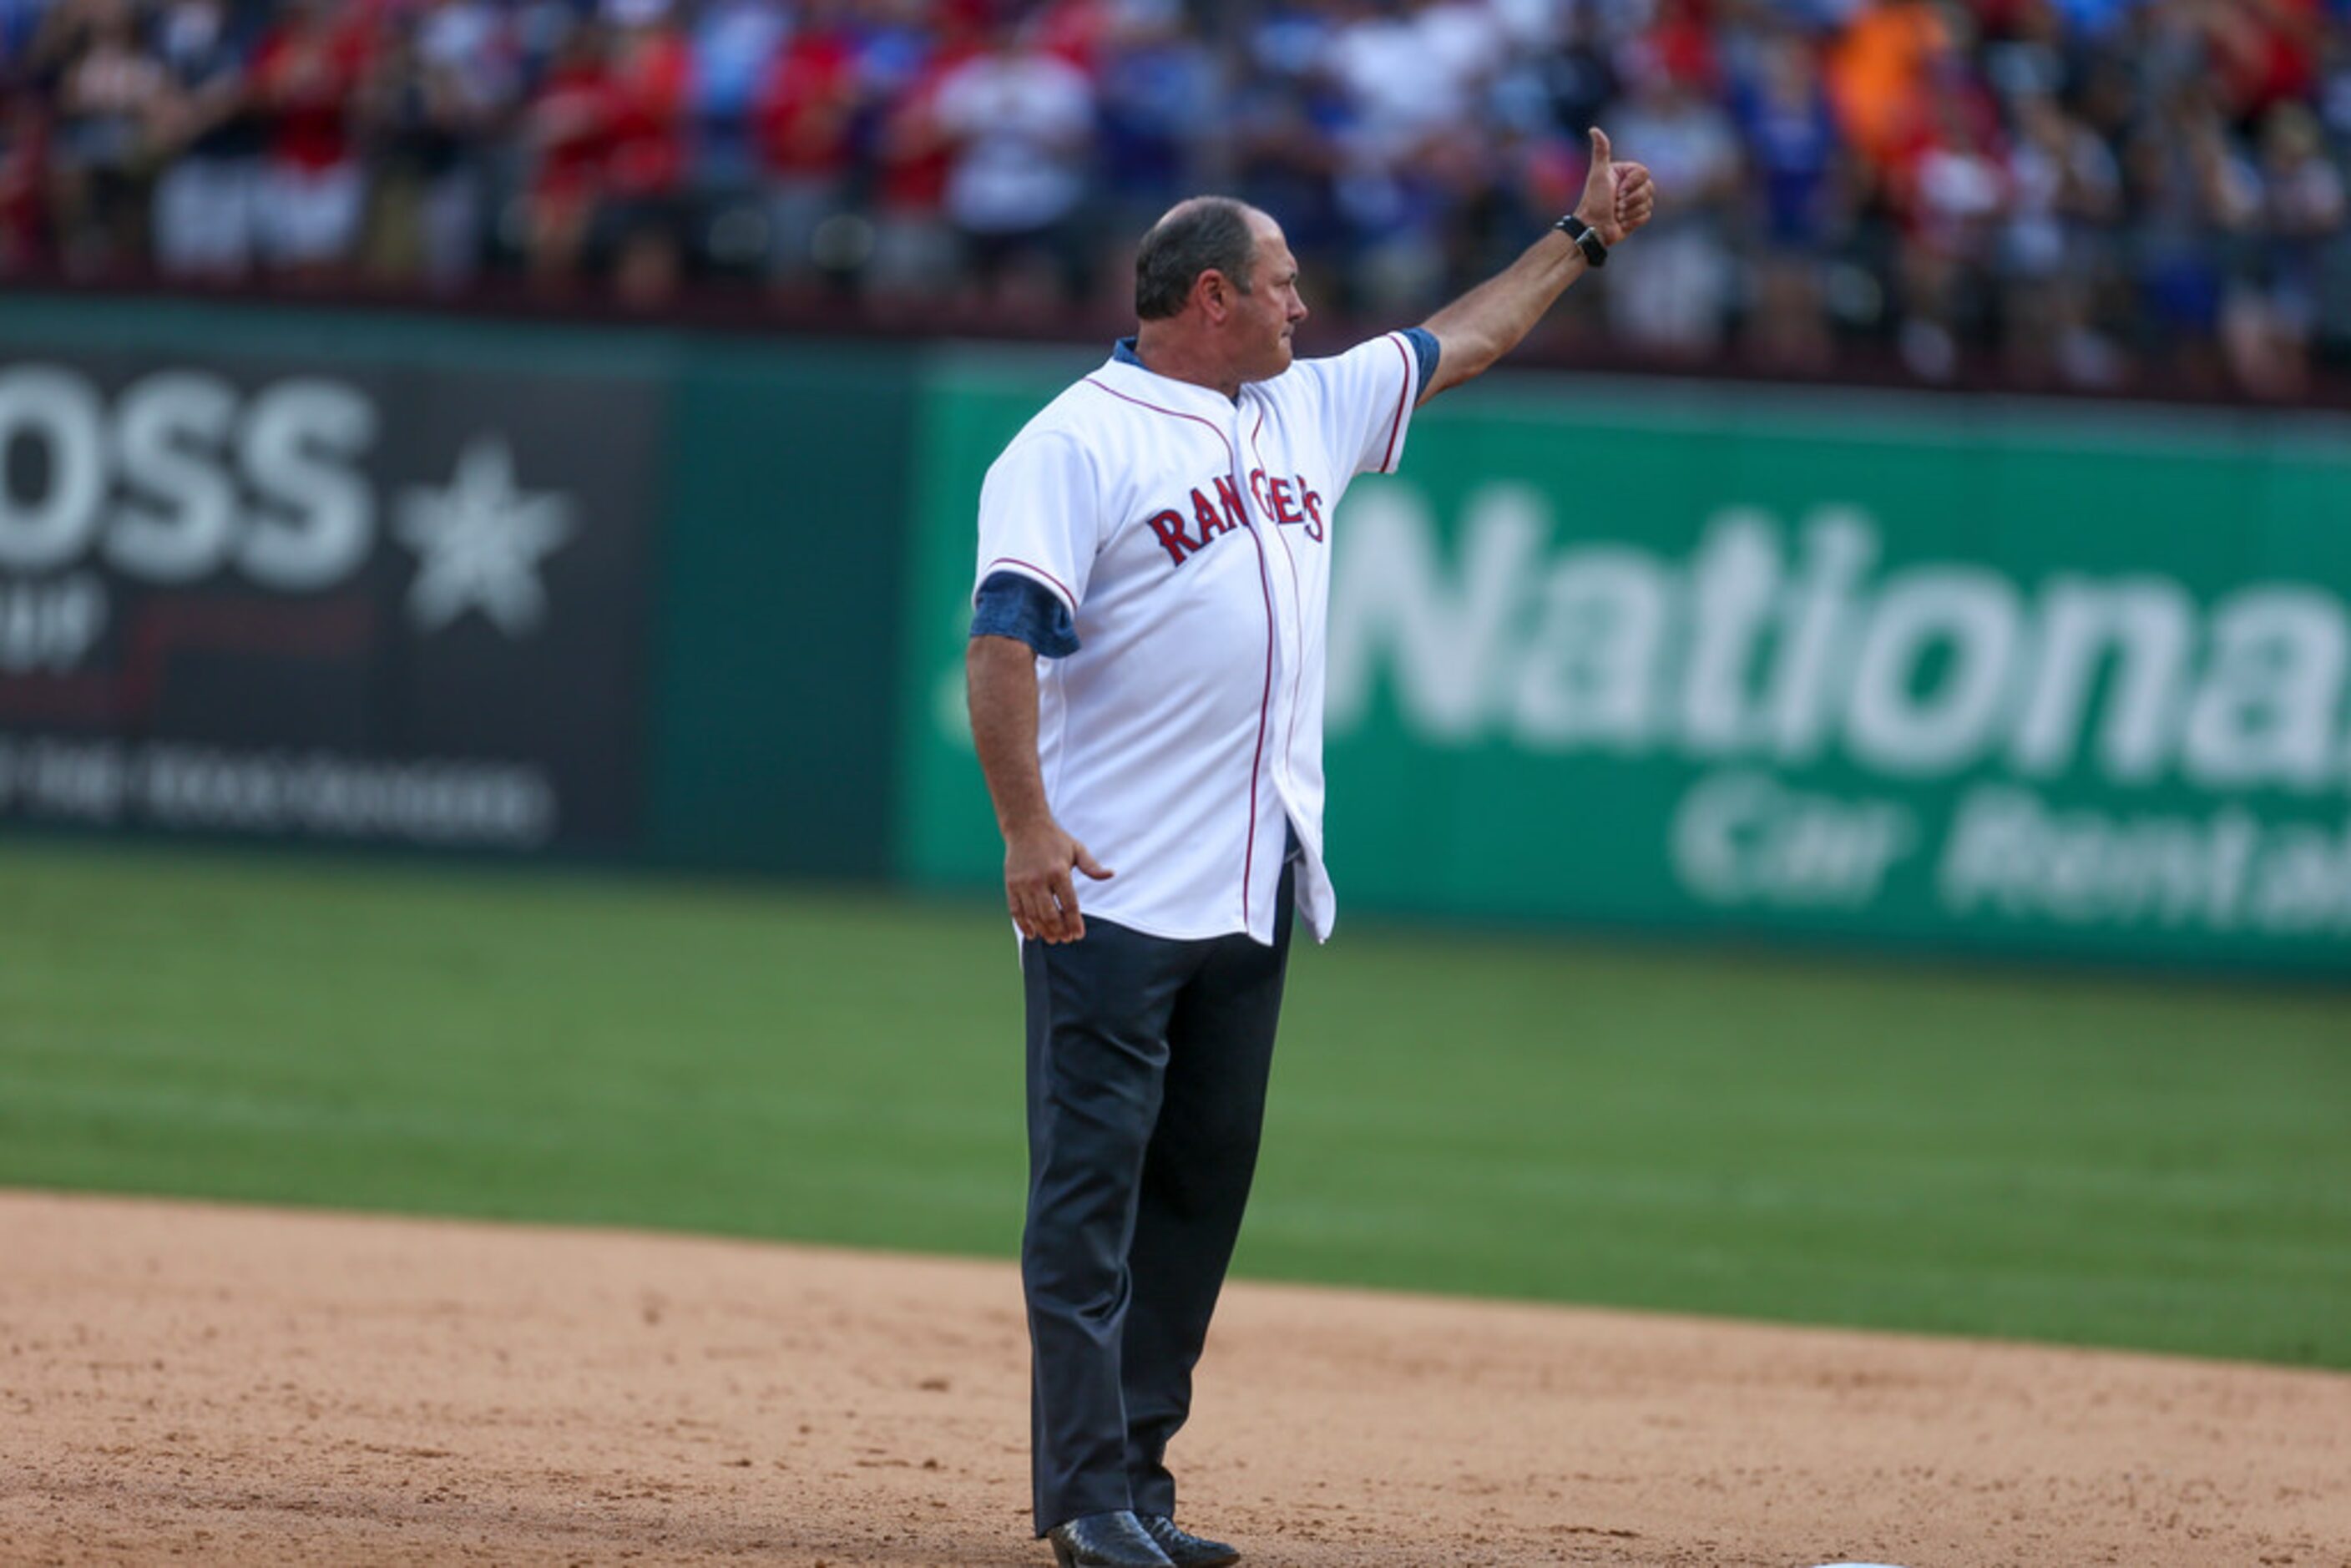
[1402,326,1441,392]
[970,570,1080,659]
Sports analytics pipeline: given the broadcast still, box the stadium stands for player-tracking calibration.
[3,0,2345,397]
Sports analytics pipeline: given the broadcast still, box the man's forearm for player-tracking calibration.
[967,634,1053,837]
[1416,230,1587,402]
[1417,129,1654,401]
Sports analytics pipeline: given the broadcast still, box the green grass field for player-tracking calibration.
[3,842,2345,1368]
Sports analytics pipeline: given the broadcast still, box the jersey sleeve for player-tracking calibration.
[971,570,1080,658]
[972,427,1100,617]
[1295,330,1424,478]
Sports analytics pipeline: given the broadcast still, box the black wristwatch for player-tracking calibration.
[1555,212,1608,269]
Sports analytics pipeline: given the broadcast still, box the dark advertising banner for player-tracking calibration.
[0,346,658,854]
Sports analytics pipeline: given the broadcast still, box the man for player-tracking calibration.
[968,130,1656,1568]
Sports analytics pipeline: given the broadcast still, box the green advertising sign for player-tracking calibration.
[900,356,2351,974]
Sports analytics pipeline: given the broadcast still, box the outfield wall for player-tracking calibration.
[6,299,2349,974]
[0,297,908,878]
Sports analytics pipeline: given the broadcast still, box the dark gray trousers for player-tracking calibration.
[1021,865,1294,1535]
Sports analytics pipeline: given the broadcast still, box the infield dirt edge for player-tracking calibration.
[3,1190,2345,1567]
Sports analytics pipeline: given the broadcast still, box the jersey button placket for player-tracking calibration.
[1231,406,1289,941]
[1244,407,1304,873]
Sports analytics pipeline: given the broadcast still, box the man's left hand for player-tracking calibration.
[1574,128,1656,248]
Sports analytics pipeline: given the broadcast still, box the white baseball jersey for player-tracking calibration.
[973,333,1425,945]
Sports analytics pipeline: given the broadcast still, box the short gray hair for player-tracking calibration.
[1135,199,1257,320]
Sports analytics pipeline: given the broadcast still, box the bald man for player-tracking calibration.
[968,133,1656,1568]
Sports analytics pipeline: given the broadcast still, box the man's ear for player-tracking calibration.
[1195,270,1231,324]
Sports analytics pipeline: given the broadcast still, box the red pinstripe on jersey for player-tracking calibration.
[1378,332,1413,471]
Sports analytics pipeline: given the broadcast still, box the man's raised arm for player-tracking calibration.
[1417,129,1656,405]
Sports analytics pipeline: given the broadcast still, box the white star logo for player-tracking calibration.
[397,438,577,637]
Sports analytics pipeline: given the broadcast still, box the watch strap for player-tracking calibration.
[1555,212,1608,268]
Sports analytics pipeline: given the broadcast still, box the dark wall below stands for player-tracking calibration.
[649,344,915,877]
[0,296,912,878]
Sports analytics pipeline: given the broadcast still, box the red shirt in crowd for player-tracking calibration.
[1644,0,1722,96]
[874,38,983,214]
[2221,0,2323,118]
[531,53,611,203]
[250,17,373,171]
[0,99,48,267]
[604,25,691,196]
[756,27,857,179]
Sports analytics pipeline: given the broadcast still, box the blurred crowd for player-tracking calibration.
[3,0,2349,397]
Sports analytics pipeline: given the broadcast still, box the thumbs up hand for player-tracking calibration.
[1575,127,1656,247]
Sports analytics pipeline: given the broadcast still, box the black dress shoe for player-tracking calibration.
[1047,1510,1176,1568]
[1138,1515,1240,1567]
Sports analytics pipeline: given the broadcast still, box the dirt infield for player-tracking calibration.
[3,1192,2345,1568]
